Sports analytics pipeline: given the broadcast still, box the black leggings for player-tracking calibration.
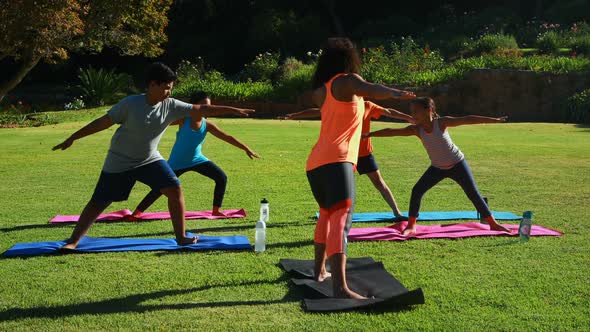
[409,159,491,218]
[135,161,227,212]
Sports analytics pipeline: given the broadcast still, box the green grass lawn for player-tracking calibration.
[0,115,589,331]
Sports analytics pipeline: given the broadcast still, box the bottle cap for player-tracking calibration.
[261,198,268,204]
[523,211,533,219]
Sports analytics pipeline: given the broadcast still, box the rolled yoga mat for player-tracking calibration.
[279,257,424,312]
[3,233,251,257]
[348,221,562,242]
[49,209,247,223]
[315,211,522,223]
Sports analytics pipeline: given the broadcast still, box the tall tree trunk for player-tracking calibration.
[0,53,41,102]
[322,0,345,36]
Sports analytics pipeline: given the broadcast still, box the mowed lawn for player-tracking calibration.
[0,114,589,331]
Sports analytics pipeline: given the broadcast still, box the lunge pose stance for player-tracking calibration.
[132,91,260,218]
[284,101,413,221]
[365,97,511,236]
[306,38,415,298]
[53,63,254,249]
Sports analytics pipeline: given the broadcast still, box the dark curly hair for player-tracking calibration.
[311,38,361,90]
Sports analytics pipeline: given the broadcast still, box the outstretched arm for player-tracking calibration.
[440,115,507,128]
[364,125,418,138]
[281,108,321,120]
[348,74,416,100]
[381,108,415,123]
[52,115,114,150]
[191,104,255,118]
[207,121,261,159]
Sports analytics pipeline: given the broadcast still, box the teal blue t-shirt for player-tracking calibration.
[167,117,209,170]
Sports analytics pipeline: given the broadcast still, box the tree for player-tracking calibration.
[0,0,173,101]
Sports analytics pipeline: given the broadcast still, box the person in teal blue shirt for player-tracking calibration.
[132,91,260,217]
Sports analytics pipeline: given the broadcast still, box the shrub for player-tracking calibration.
[536,31,567,54]
[0,99,57,128]
[239,52,280,82]
[176,58,206,84]
[566,89,590,123]
[361,37,445,85]
[474,33,519,55]
[454,54,590,74]
[174,70,274,101]
[570,34,590,55]
[64,97,86,111]
[273,57,314,100]
[78,67,134,106]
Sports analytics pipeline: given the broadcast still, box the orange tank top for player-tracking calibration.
[358,101,385,157]
[306,74,366,171]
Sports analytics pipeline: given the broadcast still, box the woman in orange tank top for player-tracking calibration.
[306,38,415,299]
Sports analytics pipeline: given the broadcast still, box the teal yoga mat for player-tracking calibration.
[315,211,522,223]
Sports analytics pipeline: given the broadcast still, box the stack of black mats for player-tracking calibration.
[279,257,425,312]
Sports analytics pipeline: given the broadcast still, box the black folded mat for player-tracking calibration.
[279,257,424,312]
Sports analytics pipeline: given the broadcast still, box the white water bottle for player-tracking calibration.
[255,219,266,253]
[519,211,533,242]
[260,198,269,222]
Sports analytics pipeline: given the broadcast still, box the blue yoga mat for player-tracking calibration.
[3,233,251,257]
[315,211,522,223]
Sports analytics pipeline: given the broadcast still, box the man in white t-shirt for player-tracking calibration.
[53,63,254,250]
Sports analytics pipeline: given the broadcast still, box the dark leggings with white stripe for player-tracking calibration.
[136,161,227,212]
[409,159,491,218]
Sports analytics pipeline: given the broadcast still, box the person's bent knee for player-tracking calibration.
[217,172,228,185]
[88,198,112,209]
[160,185,183,199]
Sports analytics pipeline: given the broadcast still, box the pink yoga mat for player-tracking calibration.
[348,222,562,241]
[49,209,247,223]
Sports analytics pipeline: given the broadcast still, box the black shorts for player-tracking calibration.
[356,154,379,175]
[92,160,180,203]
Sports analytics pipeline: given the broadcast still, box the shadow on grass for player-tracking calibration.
[0,221,313,237]
[484,239,522,247]
[0,223,70,233]
[0,277,300,321]
[106,222,314,239]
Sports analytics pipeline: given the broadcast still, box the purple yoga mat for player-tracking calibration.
[348,222,562,241]
[49,209,247,223]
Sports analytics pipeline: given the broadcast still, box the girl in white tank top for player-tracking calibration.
[365,97,511,236]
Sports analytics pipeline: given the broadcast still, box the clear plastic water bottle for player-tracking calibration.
[519,211,533,242]
[255,219,266,253]
[260,198,269,222]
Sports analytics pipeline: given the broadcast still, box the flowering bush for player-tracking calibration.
[0,98,56,127]
[239,52,280,82]
[566,88,590,124]
[64,97,86,111]
[474,33,519,55]
[361,37,445,85]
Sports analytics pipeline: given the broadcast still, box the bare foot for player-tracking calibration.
[489,223,511,233]
[177,236,198,246]
[212,210,226,217]
[315,271,332,282]
[335,288,368,300]
[402,226,417,236]
[60,242,78,251]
